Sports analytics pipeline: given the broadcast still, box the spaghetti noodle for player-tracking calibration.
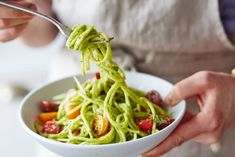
[35,24,173,144]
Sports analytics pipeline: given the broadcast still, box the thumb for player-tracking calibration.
[165,72,208,106]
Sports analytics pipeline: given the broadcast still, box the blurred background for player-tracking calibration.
[0,35,64,156]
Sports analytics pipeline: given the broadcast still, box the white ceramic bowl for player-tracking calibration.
[19,72,185,157]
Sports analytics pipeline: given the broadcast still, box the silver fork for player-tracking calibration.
[0,0,71,37]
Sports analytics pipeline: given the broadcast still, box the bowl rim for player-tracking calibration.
[19,71,186,149]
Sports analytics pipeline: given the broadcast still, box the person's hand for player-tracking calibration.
[0,0,37,42]
[142,71,235,157]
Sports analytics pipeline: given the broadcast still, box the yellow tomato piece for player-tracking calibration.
[38,112,57,123]
[65,104,80,119]
[92,115,110,136]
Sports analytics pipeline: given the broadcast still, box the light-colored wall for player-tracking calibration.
[0,35,64,157]
[0,35,64,89]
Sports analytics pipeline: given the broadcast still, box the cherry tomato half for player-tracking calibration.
[40,101,58,112]
[38,112,57,123]
[137,118,153,133]
[92,115,110,136]
[42,121,61,134]
[95,72,100,79]
[157,115,174,130]
[65,104,80,119]
[146,90,162,107]
[73,130,81,136]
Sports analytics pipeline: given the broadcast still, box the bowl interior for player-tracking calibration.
[20,74,90,130]
[19,71,185,156]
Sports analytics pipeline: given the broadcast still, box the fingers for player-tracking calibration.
[165,71,214,106]
[142,112,205,157]
[0,1,37,42]
[143,71,234,157]
[0,18,32,29]
[0,1,37,19]
[0,23,28,42]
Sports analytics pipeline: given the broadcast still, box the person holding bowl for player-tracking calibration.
[0,0,235,157]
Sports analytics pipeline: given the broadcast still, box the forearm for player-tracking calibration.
[20,0,58,47]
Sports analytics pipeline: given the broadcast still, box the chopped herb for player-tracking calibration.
[154,115,167,125]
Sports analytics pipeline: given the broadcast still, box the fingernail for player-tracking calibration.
[164,92,173,105]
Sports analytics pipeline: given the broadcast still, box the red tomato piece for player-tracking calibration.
[137,118,153,133]
[42,121,61,134]
[146,90,162,107]
[95,72,100,79]
[40,101,58,112]
[157,115,174,130]
[73,130,81,136]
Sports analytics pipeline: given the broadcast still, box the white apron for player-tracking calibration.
[39,0,235,157]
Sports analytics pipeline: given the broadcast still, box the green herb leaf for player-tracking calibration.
[154,115,167,125]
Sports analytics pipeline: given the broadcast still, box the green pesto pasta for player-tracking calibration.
[35,24,172,145]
